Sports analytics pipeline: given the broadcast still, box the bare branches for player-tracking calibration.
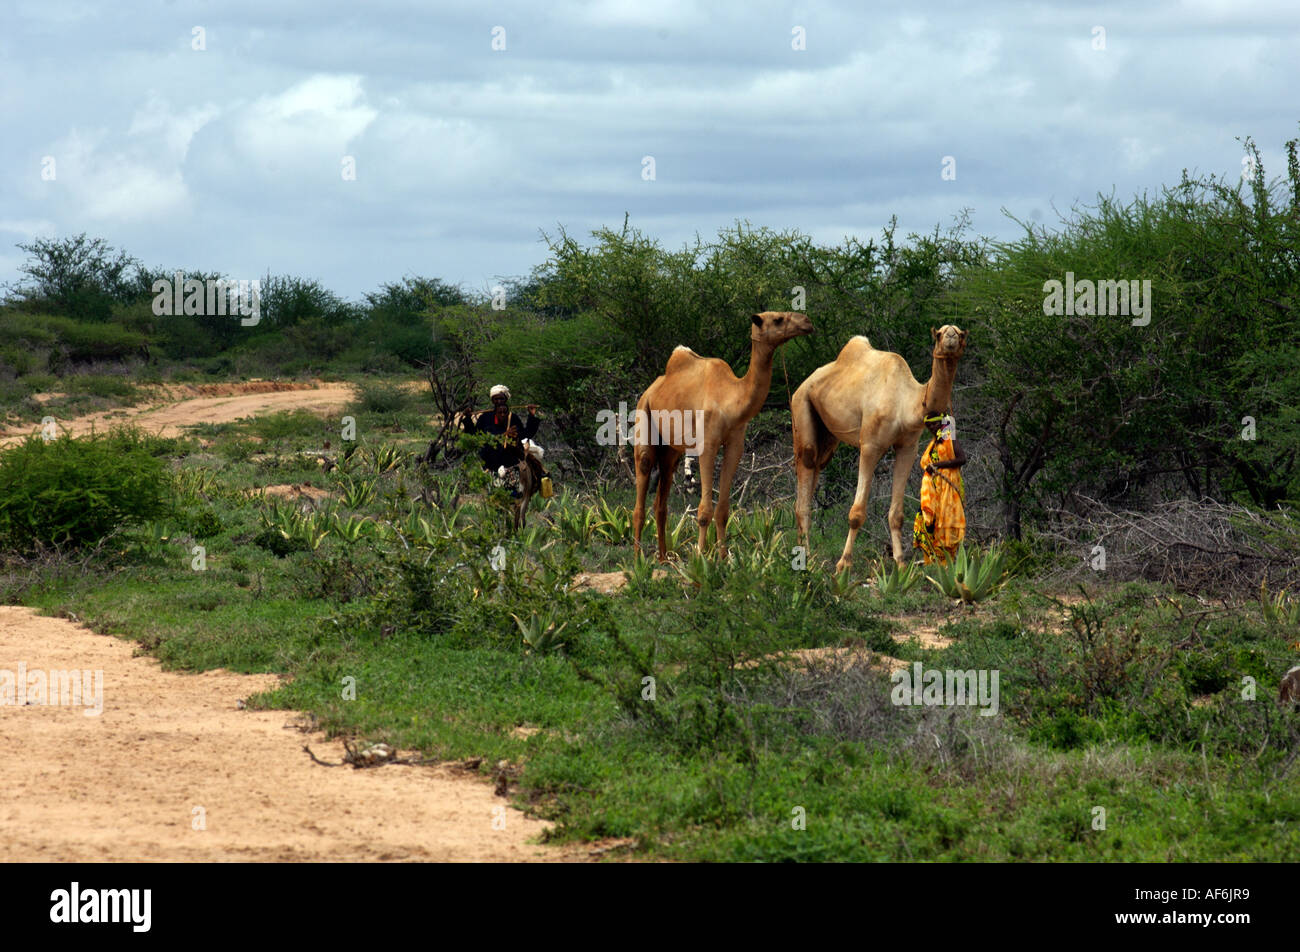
[1037,495,1300,593]
[418,352,478,468]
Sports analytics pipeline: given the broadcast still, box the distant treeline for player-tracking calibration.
[3,133,1297,533]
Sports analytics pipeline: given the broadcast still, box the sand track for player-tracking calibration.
[0,380,593,861]
[0,607,578,862]
[0,380,358,446]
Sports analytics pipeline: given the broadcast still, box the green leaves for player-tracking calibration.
[510,610,569,654]
[1259,581,1300,628]
[923,544,1010,604]
[0,429,168,551]
[871,558,925,597]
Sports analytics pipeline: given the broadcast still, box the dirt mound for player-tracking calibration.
[252,484,336,505]
[572,570,674,594]
[739,644,910,674]
[883,618,955,650]
[161,380,324,399]
[0,606,590,862]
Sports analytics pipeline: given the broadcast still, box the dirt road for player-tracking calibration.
[0,381,358,446]
[0,379,588,861]
[0,607,579,862]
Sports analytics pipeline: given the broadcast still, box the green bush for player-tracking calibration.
[0,428,169,551]
[65,374,139,399]
[353,380,413,415]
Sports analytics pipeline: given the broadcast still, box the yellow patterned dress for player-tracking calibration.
[912,420,966,565]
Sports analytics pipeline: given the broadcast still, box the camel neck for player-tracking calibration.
[740,338,776,416]
[923,353,958,416]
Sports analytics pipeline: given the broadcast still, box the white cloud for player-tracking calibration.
[241,75,376,153]
[36,128,190,222]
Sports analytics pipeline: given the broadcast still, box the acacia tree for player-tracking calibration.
[962,130,1300,536]
[8,234,142,321]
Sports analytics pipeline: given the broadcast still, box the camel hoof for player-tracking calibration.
[834,560,851,575]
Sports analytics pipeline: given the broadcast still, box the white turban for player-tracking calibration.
[489,384,510,399]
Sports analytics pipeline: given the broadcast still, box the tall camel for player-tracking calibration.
[792,325,967,572]
[633,311,814,561]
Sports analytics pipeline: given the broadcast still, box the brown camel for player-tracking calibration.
[791,325,967,572]
[633,311,814,561]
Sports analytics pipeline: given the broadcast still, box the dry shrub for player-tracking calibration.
[1036,495,1300,594]
[734,654,1010,780]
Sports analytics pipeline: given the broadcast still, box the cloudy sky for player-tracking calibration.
[3,0,1298,301]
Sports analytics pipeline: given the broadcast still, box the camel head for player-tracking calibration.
[751,311,814,346]
[931,324,967,360]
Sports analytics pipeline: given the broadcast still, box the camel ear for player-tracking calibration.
[751,313,764,327]
[931,326,940,342]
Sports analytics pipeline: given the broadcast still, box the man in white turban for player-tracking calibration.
[464,384,540,496]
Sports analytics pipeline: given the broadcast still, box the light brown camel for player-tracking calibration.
[633,311,814,561]
[791,325,967,572]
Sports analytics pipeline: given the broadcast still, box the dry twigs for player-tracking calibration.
[1039,495,1300,593]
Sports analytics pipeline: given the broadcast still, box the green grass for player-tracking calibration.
[4,419,1300,861]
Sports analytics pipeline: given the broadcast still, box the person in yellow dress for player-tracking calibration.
[912,412,967,565]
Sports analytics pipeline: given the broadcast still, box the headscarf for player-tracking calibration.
[489,385,510,426]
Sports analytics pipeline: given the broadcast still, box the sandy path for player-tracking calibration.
[0,607,580,862]
[0,381,359,446]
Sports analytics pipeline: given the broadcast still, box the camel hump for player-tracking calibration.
[664,346,707,374]
[837,336,873,360]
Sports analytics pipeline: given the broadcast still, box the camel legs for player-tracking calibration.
[632,443,654,553]
[514,460,535,530]
[837,442,887,574]
[887,441,918,563]
[792,404,838,548]
[653,447,682,561]
[693,441,720,554]
[711,437,746,559]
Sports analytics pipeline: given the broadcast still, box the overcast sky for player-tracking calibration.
[3,0,1298,302]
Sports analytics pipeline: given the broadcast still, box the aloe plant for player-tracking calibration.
[674,550,726,594]
[924,544,1009,604]
[623,548,658,589]
[329,512,372,544]
[262,503,327,551]
[557,504,601,545]
[517,523,549,551]
[1260,581,1300,626]
[364,443,404,474]
[830,564,858,599]
[141,521,174,544]
[594,500,633,544]
[732,507,780,547]
[338,474,377,509]
[173,468,220,503]
[740,528,788,572]
[647,511,693,556]
[871,558,925,596]
[511,611,569,653]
